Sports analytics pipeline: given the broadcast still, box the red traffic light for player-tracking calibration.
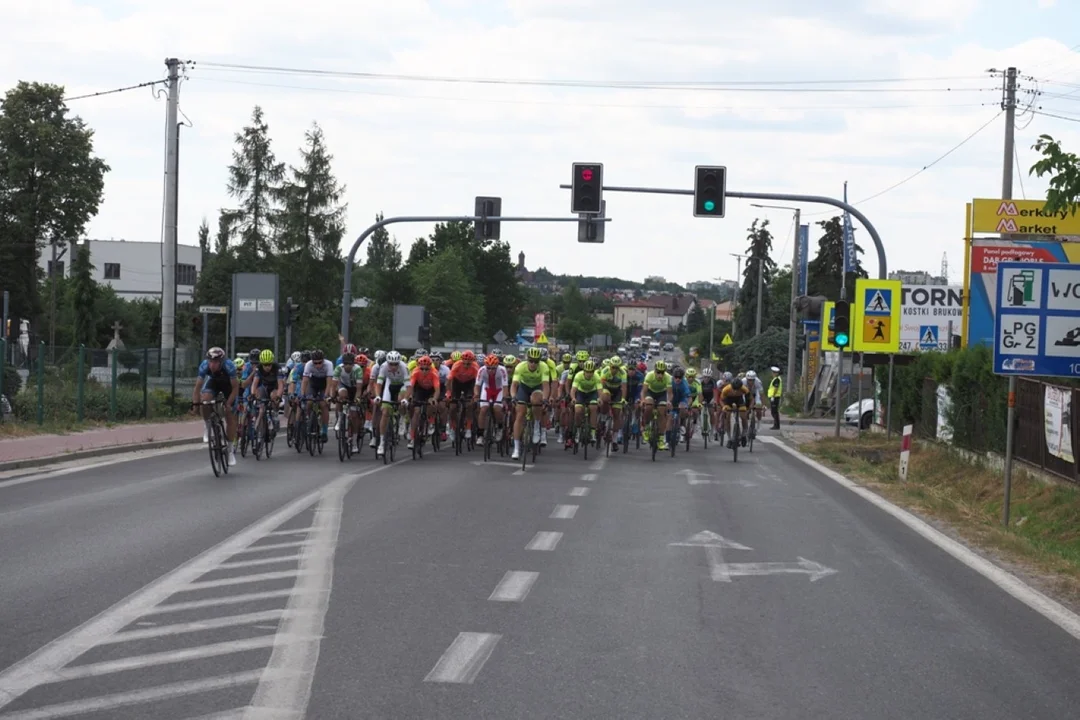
[580,168,593,182]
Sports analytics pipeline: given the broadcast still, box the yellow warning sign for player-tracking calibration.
[852,278,901,353]
[536,333,548,344]
[721,333,733,346]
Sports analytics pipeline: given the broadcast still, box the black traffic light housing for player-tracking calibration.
[474,196,502,241]
[693,165,727,218]
[578,200,606,243]
[571,163,603,214]
[834,300,851,348]
[287,303,299,327]
[418,310,432,348]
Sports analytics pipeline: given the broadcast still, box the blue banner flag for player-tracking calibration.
[797,224,809,296]
[842,182,856,274]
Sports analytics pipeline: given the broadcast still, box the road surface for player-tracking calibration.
[0,432,1078,718]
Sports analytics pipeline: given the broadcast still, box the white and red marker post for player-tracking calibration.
[899,424,913,481]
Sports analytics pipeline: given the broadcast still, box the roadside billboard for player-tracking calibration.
[899,285,962,352]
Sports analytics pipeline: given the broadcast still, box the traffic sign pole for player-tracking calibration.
[202,312,208,359]
[834,348,843,438]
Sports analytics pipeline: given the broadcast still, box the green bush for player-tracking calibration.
[2,364,20,396]
[117,372,141,387]
[12,380,146,424]
[946,344,1007,453]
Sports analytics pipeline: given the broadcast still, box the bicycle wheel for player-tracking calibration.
[521,416,531,471]
[684,417,691,453]
[239,413,249,457]
[650,416,659,461]
[265,414,276,459]
[732,418,740,463]
[338,413,349,462]
[308,413,317,457]
[581,422,590,461]
[208,417,223,477]
[253,412,264,461]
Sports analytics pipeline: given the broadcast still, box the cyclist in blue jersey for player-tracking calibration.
[192,347,239,466]
[626,361,646,437]
[670,366,692,444]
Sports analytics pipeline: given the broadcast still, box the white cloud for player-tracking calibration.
[1,0,1078,288]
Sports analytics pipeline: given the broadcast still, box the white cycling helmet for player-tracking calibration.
[291,351,302,363]
[374,350,386,362]
[746,370,757,380]
[701,367,712,377]
[386,350,402,364]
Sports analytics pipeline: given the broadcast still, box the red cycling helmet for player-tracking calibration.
[418,355,433,369]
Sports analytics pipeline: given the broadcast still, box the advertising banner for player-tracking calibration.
[899,285,962,352]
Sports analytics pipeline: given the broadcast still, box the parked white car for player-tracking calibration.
[844,398,875,429]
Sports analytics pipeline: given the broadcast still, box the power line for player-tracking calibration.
[195,76,993,112]
[804,110,1005,216]
[193,61,993,94]
[65,79,166,102]
[1030,108,1080,123]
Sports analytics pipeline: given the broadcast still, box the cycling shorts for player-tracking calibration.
[381,383,404,403]
[574,389,599,406]
[479,385,505,403]
[201,374,233,398]
[602,386,623,404]
[646,389,668,406]
[627,384,642,402]
[515,382,541,403]
[413,386,436,404]
[450,380,475,400]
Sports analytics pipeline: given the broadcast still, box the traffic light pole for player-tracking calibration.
[340,215,608,340]
[835,348,843,438]
[557,183,888,280]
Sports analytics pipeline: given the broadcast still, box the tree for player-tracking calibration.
[411,246,482,343]
[353,215,410,349]
[806,216,866,302]
[686,304,707,333]
[766,266,793,331]
[197,219,210,268]
[557,317,588,346]
[222,106,284,262]
[70,242,97,347]
[0,82,108,326]
[1030,135,1080,213]
[734,219,777,339]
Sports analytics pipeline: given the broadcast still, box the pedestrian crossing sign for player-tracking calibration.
[919,325,939,349]
[853,278,901,353]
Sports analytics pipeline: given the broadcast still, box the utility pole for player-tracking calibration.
[729,253,743,340]
[755,254,764,336]
[752,203,801,389]
[161,58,181,365]
[1000,65,1019,527]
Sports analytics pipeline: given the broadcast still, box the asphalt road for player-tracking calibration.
[1,427,1080,719]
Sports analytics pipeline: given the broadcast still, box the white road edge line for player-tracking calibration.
[0,445,200,489]
[569,487,590,497]
[488,571,539,602]
[423,632,501,684]
[525,531,562,551]
[550,504,578,519]
[0,461,402,714]
[762,436,1080,641]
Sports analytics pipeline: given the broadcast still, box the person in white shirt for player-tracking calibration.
[474,354,509,445]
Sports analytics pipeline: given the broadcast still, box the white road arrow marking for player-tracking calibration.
[675,469,757,487]
[716,557,838,582]
[669,531,752,583]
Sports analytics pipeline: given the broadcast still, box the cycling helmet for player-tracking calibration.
[234,356,246,368]
[301,351,312,363]
[451,351,463,362]
[206,346,225,360]
[654,360,667,372]
[504,354,518,367]
[343,343,358,356]
[485,354,500,368]
[492,348,504,358]
[673,366,685,379]
[609,356,623,367]
[359,347,370,357]
[562,353,572,363]
[686,367,697,378]
[431,351,443,361]
[526,347,542,361]
[386,351,402,364]
[746,370,757,380]
[342,352,356,365]
[637,362,647,372]
[417,355,432,369]
[541,348,549,360]
[249,348,261,361]
[701,367,713,377]
[723,371,733,382]
[732,378,744,390]
[462,350,476,363]
[290,351,302,364]
[374,350,386,363]
[583,360,596,372]
[259,349,275,364]
[357,353,369,365]
[602,358,611,367]
[576,350,589,362]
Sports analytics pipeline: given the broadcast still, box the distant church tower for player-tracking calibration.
[517,251,526,270]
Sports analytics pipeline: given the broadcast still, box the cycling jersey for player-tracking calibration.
[199,358,238,397]
[599,366,628,390]
[720,383,749,406]
[252,363,282,389]
[477,365,508,402]
[376,362,410,386]
[410,367,441,397]
[642,370,672,393]
[303,359,334,396]
[688,379,703,404]
[334,364,365,388]
[671,378,692,406]
[513,360,552,387]
[700,377,717,402]
[449,361,479,385]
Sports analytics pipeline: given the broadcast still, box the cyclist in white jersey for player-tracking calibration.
[475,354,509,445]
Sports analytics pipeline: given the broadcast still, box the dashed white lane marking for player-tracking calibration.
[232,540,311,554]
[581,473,597,483]
[525,531,562,551]
[589,457,606,472]
[266,527,313,537]
[550,504,578,519]
[0,670,276,720]
[0,461,402,717]
[423,632,501,684]
[569,487,590,497]
[763,437,1080,641]
[488,571,539,602]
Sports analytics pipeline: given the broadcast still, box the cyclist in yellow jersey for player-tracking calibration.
[641,359,674,451]
[571,360,603,442]
[598,356,629,449]
[686,367,703,429]
[510,347,552,459]
[719,376,750,448]
[557,351,587,444]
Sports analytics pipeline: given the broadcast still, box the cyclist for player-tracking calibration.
[193,347,239,466]
[336,343,359,367]
[301,349,334,445]
[598,355,628,449]
[699,368,719,440]
[720,376,750,448]
[249,349,285,440]
[670,366,693,444]
[745,370,764,428]
[447,350,479,445]
[641,360,673,451]
[510,347,552,460]
[403,354,440,450]
[571,360,603,443]
[685,367,703,433]
[330,352,365,452]
[475,353,509,445]
[374,351,410,457]
[625,360,646,440]
[431,352,451,441]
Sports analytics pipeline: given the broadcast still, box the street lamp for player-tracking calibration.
[751,203,802,393]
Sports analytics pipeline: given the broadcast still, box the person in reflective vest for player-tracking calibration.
[767,366,783,430]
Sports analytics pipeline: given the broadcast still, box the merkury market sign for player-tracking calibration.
[971,199,1080,235]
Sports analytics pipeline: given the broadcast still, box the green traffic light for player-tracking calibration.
[704,200,715,212]
[835,333,849,347]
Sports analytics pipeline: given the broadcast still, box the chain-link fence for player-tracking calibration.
[1,339,202,426]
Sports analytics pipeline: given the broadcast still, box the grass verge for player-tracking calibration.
[801,434,1080,607]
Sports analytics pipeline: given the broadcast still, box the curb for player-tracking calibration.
[0,436,203,473]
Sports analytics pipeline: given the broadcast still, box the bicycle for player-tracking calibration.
[730,408,744,463]
[199,393,230,477]
[746,408,757,453]
[306,394,326,457]
[412,399,433,460]
[252,395,276,461]
[700,402,711,450]
[520,400,541,471]
[480,400,499,462]
[667,406,682,458]
[647,406,661,462]
[380,400,403,464]
[237,399,250,458]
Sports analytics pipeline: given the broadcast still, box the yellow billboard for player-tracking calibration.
[971,198,1080,235]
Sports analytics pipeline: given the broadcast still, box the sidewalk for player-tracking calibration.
[0,420,203,470]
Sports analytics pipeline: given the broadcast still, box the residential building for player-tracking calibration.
[40,239,202,302]
[888,269,947,286]
[614,299,667,330]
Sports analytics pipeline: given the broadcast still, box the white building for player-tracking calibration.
[39,239,201,302]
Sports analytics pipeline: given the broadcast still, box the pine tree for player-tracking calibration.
[734,219,777,338]
[70,242,97,347]
[197,219,210,268]
[806,216,866,301]
[223,106,284,262]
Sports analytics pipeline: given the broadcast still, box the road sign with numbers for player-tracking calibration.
[993,261,1080,376]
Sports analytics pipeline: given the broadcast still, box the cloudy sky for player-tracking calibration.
[4,0,1080,287]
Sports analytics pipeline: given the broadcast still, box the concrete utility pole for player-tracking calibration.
[752,203,802,390]
[1000,65,1019,527]
[161,58,181,360]
[729,253,744,340]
